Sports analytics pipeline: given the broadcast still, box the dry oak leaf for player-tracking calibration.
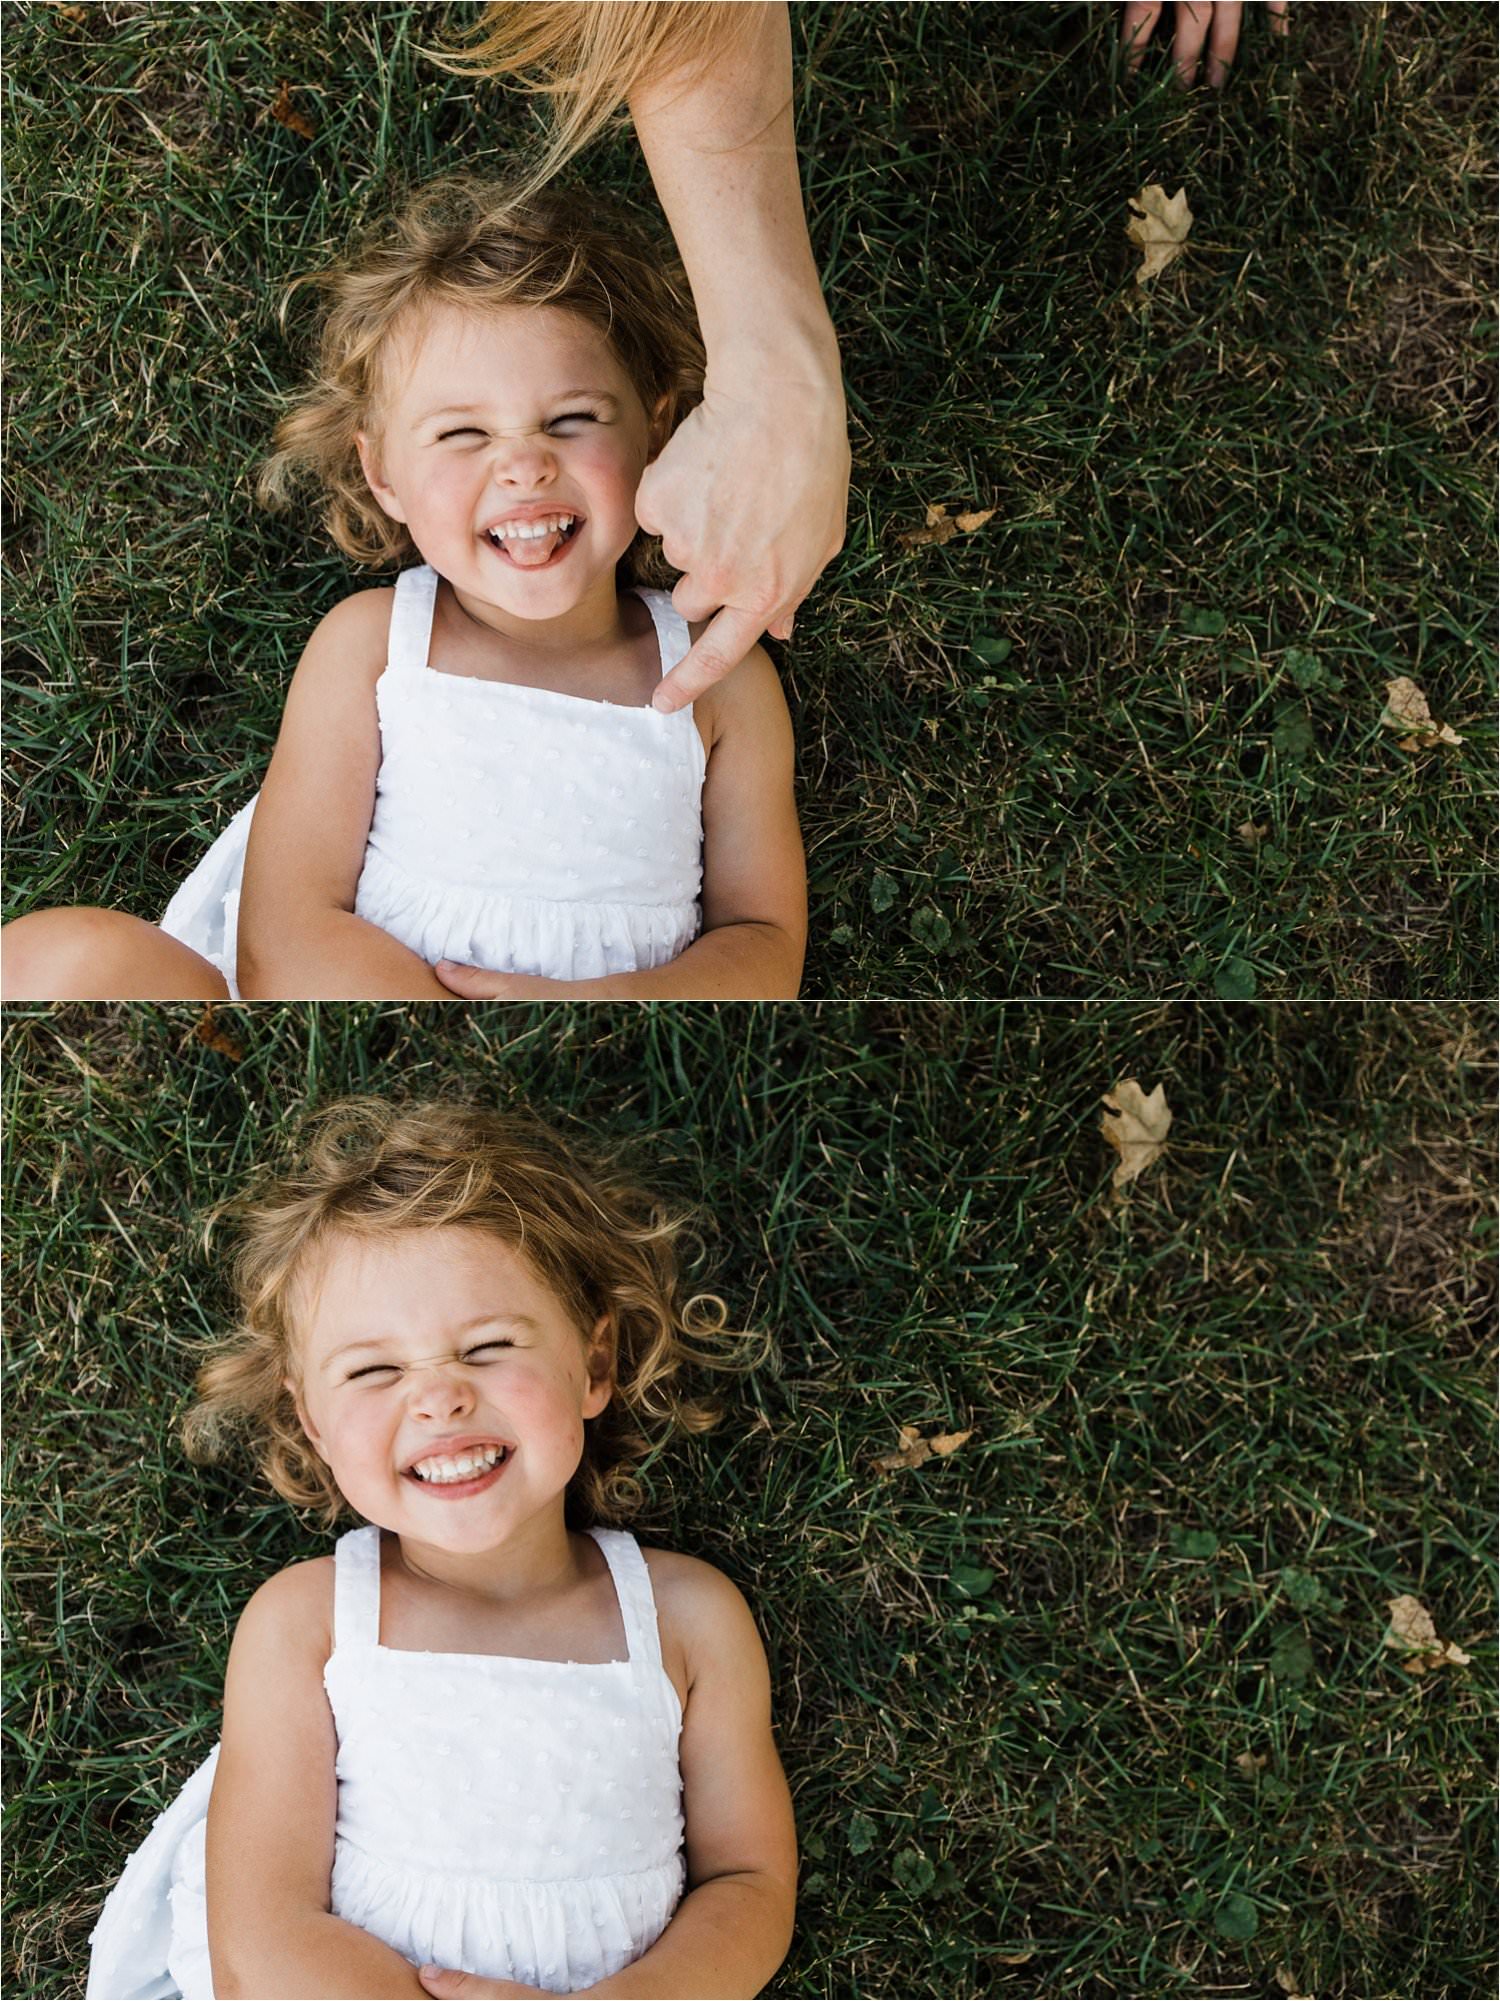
[896,502,996,551]
[1234,1750,1268,1775]
[1380,676,1464,751]
[1126,184,1194,286]
[193,1005,244,1063]
[872,1424,974,1473]
[1100,1078,1172,1190]
[1238,821,1270,845]
[270,80,317,140]
[1382,1594,1472,1675]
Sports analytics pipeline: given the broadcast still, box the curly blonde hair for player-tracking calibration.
[257,176,705,582]
[181,1098,770,1530]
[435,4,773,206]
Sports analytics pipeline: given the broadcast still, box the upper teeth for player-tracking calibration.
[411,1444,507,1483]
[489,515,574,542]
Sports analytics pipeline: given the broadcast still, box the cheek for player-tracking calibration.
[578,440,644,502]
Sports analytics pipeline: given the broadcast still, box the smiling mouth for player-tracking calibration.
[404,1444,513,1491]
[484,518,583,570]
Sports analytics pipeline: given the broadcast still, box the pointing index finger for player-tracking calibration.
[652,605,767,714]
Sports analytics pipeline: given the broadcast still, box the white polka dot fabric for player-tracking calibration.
[160,565,706,994]
[86,1526,687,2000]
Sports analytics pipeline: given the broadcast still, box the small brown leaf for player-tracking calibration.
[1235,1749,1268,1775]
[270,80,317,141]
[1237,821,1269,845]
[1382,1594,1472,1674]
[1126,184,1194,285]
[896,503,994,551]
[1380,676,1464,750]
[928,1430,972,1456]
[994,1953,1035,1967]
[872,1425,974,1473]
[1274,1970,1313,2000]
[194,1005,244,1063]
[54,3,88,19]
[1100,1078,1172,1191]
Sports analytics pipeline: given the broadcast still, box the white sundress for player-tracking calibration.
[86,1524,688,2000]
[160,567,706,994]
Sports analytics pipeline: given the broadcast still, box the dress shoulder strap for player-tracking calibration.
[629,586,691,683]
[386,564,440,676]
[587,1527,664,1673]
[332,1524,383,1648]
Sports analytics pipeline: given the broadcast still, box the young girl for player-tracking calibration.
[2,179,805,1002]
[85,1098,797,2001]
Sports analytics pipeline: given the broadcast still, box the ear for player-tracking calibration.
[285,1375,328,1462]
[645,393,674,464]
[355,431,408,524]
[582,1313,615,1419]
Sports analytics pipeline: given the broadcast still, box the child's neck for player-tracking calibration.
[448,573,633,662]
[388,1510,587,1610]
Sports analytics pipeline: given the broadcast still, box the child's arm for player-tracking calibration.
[236,590,455,1000]
[435,645,806,1000]
[206,1561,433,2000]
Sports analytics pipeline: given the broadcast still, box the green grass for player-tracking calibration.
[3,1000,1495,1998]
[2,3,1495,997]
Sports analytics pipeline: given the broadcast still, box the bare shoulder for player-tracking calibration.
[294,587,396,685]
[684,620,787,746]
[313,586,395,641]
[641,1547,767,1689]
[235,1554,336,1663]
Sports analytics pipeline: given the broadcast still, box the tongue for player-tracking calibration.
[505,530,562,567]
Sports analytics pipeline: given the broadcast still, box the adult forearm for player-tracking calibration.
[213,1910,428,2000]
[576,1872,794,2000]
[629,2,838,373]
[238,910,453,1000]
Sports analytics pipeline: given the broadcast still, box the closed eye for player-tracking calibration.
[462,1341,515,1360]
[347,1362,400,1381]
[549,412,597,428]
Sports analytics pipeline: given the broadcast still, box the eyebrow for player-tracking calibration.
[419,391,620,422]
[322,1314,541,1369]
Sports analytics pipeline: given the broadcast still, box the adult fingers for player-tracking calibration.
[1171,0,1213,84]
[1205,0,1244,85]
[652,603,773,714]
[1120,0,1164,71]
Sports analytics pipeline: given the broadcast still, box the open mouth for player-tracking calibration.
[403,1444,513,1498]
[483,516,583,572]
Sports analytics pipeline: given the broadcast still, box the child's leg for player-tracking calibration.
[0,909,230,1000]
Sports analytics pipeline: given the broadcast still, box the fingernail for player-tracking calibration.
[652,692,677,715]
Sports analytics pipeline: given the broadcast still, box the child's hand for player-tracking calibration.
[419,1968,560,1999]
[433,962,563,999]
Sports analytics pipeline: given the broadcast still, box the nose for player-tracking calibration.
[403,1355,476,1422]
[487,427,558,488]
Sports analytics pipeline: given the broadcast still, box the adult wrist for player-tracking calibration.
[704,311,845,398]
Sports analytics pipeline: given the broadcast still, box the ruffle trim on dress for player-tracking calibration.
[330,1838,685,1997]
[354,850,701,981]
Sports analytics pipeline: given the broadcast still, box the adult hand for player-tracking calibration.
[638,354,849,714]
[419,1969,558,2000]
[1121,0,1289,87]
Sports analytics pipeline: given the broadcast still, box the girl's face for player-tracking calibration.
[356,300,670,642]
[288,1224,613,1555]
